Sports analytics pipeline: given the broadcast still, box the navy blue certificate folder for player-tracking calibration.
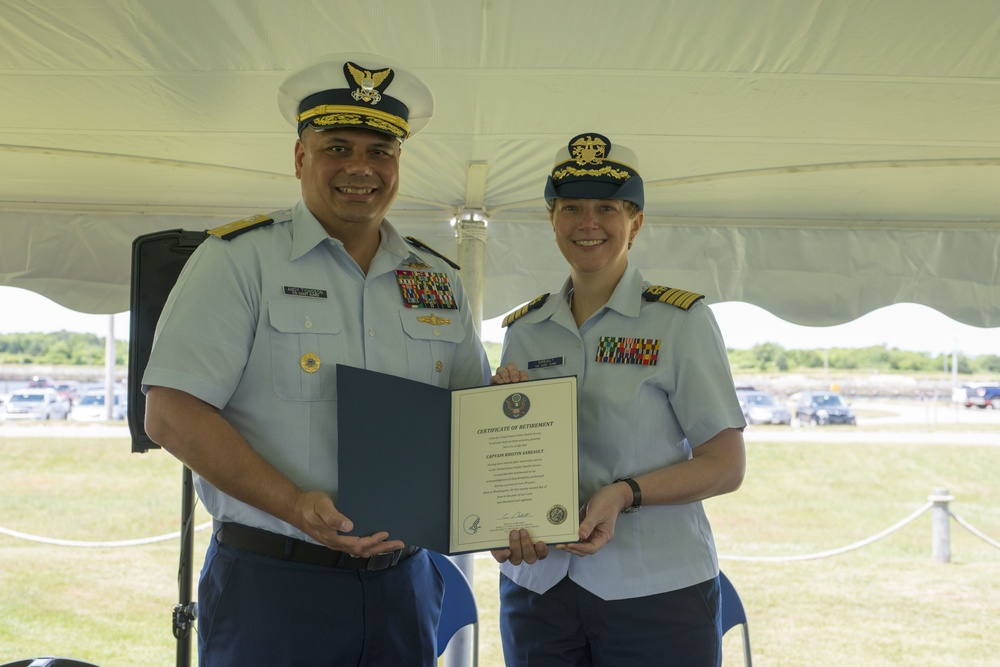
[336,364,455,554]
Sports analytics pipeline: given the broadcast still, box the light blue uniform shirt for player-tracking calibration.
[143,201,490,540]
[498,264,746,600]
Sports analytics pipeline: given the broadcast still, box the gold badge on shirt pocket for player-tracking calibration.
[300,352,321,373]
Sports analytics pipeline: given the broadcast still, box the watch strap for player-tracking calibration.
[615,477,642,513]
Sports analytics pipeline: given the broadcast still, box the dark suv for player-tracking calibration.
[961,384,1000,409]
[794,391,857,426]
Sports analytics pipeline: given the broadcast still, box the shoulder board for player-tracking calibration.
[642,286,705,310]
[405,236,460,270]
[207,214,275,240]
[502,294,550,327]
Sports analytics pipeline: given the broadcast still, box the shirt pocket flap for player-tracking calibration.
[269,301,343,334]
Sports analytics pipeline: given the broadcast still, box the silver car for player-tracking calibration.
[3,388,71,421]
[736,389,791,425]
[69,389,129,421]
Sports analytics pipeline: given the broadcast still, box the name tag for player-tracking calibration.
[284,286,328,299]
[528,356,564,369]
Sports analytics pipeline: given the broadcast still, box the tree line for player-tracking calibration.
[0,331,128,366]
[727,342,999,375]
[1,332,996,377]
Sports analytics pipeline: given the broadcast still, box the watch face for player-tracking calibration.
[621,505,640,514]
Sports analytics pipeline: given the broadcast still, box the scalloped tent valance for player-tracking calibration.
[2,0,998,327]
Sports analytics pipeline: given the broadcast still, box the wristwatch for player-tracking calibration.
[615,477,642,513]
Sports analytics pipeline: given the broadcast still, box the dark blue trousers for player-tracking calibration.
[197,533,443,666]
[500,573,722,667]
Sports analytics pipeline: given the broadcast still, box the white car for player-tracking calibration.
[69,389,128,421]
[3,388,71,421]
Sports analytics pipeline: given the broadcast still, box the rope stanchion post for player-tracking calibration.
[929,487,954,564]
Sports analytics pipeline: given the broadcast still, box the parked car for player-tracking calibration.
[3,388,71,421]
[69,389,128,421]
[736,389,791,425]
[958,383,1000,409]
[53,380,83,405]
[793,391,857,426]
[26,375,56,388]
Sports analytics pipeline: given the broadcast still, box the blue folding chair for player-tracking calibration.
[427,551,479,660]
[720,570,752,667]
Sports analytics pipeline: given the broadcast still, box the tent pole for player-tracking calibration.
[450,214,488,667]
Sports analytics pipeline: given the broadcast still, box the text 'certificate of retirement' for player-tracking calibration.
[451,376,579,552]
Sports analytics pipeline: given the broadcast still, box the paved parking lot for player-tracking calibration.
[2,400,997,444]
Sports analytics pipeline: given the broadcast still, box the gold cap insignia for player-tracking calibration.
[570,135,608,165]
[346,62,393,105]
[300,352,321,373]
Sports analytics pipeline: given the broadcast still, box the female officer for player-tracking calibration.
[491,133,747,666]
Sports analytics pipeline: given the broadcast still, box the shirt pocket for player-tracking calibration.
[398,310,467,386]
[268,301,344,401]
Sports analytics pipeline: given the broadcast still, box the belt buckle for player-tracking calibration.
[366,548,403,571]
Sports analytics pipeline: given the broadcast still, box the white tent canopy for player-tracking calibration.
[2,0,999,327]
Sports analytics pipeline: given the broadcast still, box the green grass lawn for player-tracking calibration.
[1,434,997,666]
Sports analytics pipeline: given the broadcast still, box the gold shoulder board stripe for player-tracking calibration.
[642,286,705,310]
[207,214,275,240]
[502,293,550,327]
[404,236,461,270]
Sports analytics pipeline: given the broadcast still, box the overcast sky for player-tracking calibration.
[1,286,996,357]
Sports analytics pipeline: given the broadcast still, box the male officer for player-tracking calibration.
[143,53,490,665]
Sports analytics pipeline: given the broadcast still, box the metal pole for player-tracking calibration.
[174,465,196,667]
[105,315,115,420]
[447,215,488,667]
[929,487,953,564]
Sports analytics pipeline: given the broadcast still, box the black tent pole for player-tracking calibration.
[173,465,196,667]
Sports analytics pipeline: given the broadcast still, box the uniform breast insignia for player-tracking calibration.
[502,294,550,328]
[207,214,275,240]
[641,286,705,310]
[395,270,458,309]
[402,259,433,270]
[299,352,321,373]
[596,337,661,366]
[417,314,451,326]
[404,236,461,270]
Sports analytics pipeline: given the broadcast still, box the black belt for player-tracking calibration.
[216,522,417,571]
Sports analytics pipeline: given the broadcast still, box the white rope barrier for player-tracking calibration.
[719,501,934,562]
[948,510,1000,550]
[1,501,996,559]
[0,521,212,548]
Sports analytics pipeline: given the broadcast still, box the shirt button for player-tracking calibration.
[433,328,441,336]
[304,317,313,329]
[368,328,376,337]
